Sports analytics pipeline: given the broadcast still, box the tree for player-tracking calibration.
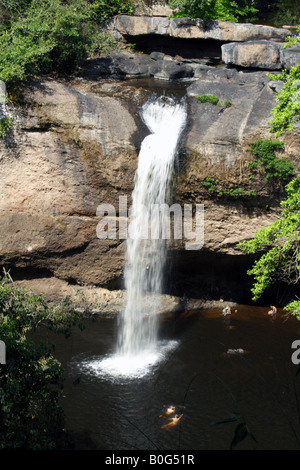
[168,0,258,22]
[0,0,134,84]
[238,177,300,317]
[0,272,91,449]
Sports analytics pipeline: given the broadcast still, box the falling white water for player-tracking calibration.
[92,97,187,379]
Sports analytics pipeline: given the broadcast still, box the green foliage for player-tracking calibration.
[266,1,300,28]
[284,25,300,48]
[0,273,91,449]
[0,0,91,82]
[202,177,256,199]
[202,176,218,192]
[196,95,232,107]
[248,139,294,182]
[89,0,134,23]
[169,0,258,22]
[284,299,300,320]
[238,177,300,302]
[0,0,125,84]
[0,116,13,138]
[218,187,246,198]
[268,63,300,136]
[197,94,219,104]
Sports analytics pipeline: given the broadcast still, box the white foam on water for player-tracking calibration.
[82,340,178,381]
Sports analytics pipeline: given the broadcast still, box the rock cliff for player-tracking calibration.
[0,17,299,311]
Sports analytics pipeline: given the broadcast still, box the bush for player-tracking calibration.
[0,0,91,82]
[196,94,219,104]
[169,0,258,22]
[248,139,294,182]
[89,0,134,23]
[0,116,13,138]
[238,177,300,303]
[268,64,300,136]
[0,0,128,84]
[202,177,256,199]
[0,273,91,449]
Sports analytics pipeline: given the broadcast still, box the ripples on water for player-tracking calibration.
[42,305,300,450]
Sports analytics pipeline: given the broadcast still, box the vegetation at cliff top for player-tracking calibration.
[0,271,92,449]
[0,1,299,84]
[169,0,258,21]
[0,0,134,83]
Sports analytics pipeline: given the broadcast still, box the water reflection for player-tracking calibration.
[40,305,300,450]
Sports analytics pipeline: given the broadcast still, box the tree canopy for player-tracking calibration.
[169,0,258,21]
[0,272,91,449]
[0,0,133,83]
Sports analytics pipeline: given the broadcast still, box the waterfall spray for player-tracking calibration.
[92,96,187,378]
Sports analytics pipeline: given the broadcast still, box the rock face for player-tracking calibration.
[185,66,279,160]
[111,15,290,43]
[111,16,298,71]
[0,21,299,308]
[0,77,142,288]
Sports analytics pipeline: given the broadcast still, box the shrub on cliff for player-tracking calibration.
[238,177,300,317]
[248,138,294,182]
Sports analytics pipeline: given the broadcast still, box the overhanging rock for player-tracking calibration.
[111,15,291,43]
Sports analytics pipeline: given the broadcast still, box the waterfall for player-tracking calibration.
[91,96,187,379]
[117,97,187,359]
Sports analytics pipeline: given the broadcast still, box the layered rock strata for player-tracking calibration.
[0,20,299,310]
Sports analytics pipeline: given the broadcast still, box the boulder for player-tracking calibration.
[154,60,194,80]
[221,40,283,69]
[282,46,300,70]
[111,15,291,43]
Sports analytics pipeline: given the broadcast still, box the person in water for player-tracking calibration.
[161,414,183,429]
[268,305,277,315]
